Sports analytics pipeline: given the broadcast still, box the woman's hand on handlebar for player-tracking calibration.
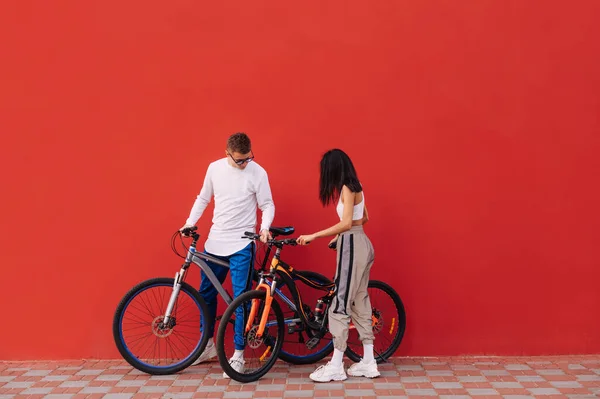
[296,234,316,246]
[328,235,338,250]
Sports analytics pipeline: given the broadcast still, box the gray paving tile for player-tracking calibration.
[467,388,500,395]
[80,386,112,394]
[550,381,583,388]
[527,387,562,395]
[23,370,52,377]
[21,388,53,395]
[345,390,377,396]
[432,382,463,389]
[405,389,437,396]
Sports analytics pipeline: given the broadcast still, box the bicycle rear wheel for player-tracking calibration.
[113,277,210,374]
[275,270,334,365]
[345,280,406,363]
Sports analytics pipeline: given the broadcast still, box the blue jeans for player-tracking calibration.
[199,243,254,350]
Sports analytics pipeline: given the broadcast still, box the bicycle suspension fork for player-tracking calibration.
[247,247,281,337]
[163,240,196,325]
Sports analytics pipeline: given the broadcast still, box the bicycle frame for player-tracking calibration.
[251,248,382,342]
[163,230,302,329]
[250,243,337,337]
[162,245,233,325]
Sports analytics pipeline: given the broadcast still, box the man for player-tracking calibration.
[180,132,275,377]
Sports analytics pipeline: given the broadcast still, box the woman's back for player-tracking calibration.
[336,189,365,223]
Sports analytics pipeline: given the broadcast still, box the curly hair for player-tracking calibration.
[227,132,252,154]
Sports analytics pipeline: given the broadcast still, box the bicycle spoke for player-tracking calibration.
[122,329,155,341]
[128,302,156,320]
[117,281,206,370]
[150,288,164,317]
[123,311,152,326]
[165,335,186,360]
[126,332,156,352]
[138,291,157,319]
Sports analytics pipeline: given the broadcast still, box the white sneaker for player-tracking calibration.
[222,357,245,379]
[347,359,380,378]
[192,342,217,365]
[309,361,347,382]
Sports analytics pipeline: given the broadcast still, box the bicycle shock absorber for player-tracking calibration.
[313,299,325,323]
[305,298,328,350]
[163,275,183,325]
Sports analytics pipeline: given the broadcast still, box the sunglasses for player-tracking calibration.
[227,150,254,165]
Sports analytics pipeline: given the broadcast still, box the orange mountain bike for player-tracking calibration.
[112,226,332,375]
[216,232,406,383]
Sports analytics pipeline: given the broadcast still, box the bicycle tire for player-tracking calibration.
[216,289,285,383]
[113,277,210,375]
[345,280,406,364]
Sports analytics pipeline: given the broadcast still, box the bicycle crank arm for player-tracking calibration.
[306,336,321,350]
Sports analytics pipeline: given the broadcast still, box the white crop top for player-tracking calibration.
[336,191,365,220]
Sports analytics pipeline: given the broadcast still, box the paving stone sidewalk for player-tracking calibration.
[2,355,600,399]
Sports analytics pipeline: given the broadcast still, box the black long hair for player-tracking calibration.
[319,149,362,206]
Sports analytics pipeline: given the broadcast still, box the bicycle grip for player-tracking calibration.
[243,231,260,239]
[181,226,198,236]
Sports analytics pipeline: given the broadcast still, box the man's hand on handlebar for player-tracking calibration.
[243,231,298,247]
[179,225,197,237]
[259,229,272,244]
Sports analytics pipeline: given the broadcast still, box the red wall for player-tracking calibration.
[1,1,599,360]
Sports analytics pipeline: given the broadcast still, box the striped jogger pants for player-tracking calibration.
[328,225,375,352]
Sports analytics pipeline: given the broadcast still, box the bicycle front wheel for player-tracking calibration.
[216,289,284,383]
[113,277,210,375]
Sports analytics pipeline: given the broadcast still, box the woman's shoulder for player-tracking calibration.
[342,181,363,193]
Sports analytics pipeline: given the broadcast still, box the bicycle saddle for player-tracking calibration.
[269,226,295,236]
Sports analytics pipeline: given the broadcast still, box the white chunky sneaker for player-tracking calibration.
[222,357,245,378]
[347,359,380,378]
[192,342,217,365]
[309,361,347,382]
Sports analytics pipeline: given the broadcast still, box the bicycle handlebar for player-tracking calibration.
[242,231,299,246]
[180,226,198,237]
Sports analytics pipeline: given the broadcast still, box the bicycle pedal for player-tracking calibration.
[306,337,320,350]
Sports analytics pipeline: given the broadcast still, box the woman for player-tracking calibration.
[297,149,378,382]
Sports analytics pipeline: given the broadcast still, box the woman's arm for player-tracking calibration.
[361,204,369,225]
[297,186,355,245]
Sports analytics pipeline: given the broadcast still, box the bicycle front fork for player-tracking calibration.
[248,276,278,338]
[163,247,195,325]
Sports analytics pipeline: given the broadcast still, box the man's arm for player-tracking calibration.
[183,165,214,227]
[256,171,275,234]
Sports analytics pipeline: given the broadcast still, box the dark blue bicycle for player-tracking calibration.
[112,226,339,374]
